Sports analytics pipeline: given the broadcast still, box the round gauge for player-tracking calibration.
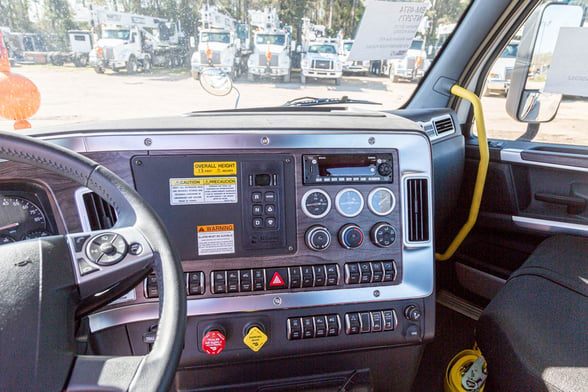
[301,189,331,218]
[335,188,364,218]
[368,187,396,216]
[0,196,48,243]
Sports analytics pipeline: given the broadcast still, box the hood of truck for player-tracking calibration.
[305,52,338,61]
[97,38,127,48]
[199,42,233,51]
[255,44,288,55]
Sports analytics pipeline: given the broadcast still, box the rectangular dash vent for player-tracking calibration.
[433,116,455,135]
[406,178,429,243]
[82,192,117,230]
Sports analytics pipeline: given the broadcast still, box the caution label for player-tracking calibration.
[170,177,238,205]
[243,326,268,352]
[193,161,237,176]
[197,224,235,256]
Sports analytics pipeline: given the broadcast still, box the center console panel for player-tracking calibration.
[87,129,434,391]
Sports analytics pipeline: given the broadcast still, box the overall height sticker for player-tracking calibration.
[197,224,235,256]
[169,177,238,205]
[193,161,237,176]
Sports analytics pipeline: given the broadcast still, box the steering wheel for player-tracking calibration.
[0,130,186,391]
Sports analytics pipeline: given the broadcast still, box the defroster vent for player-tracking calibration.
[82,192,117,230]
[433,116,455,135]
[406,178,429,242]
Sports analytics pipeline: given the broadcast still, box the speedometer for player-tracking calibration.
[0,196,49,243]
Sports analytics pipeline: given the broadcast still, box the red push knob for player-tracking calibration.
[202,330,226,355]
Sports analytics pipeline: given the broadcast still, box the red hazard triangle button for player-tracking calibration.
[267,268,288,290]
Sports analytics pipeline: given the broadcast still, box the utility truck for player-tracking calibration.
[300,40,343,85]
[88,9,188,74]
[190,5,250,80]
[247,8,291,82]
[47,30,93,67]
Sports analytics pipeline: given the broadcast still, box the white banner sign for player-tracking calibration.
[544,27,588,97]
[348,1,430,61]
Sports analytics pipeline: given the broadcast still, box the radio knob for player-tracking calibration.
[370,222,396,248]
[377,162,393,177]
[338,224,364,249]
[305,225,332,251]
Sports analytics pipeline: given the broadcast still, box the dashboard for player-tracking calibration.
[0,110,462,391]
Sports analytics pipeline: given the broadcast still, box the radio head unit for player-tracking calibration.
[303,154,394,185]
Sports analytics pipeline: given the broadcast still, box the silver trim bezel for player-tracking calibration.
[51,129,435,333]
[334,188,364,218]
[367,187,396,216]
[301,188,332,219]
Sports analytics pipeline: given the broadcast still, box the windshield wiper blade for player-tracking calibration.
[282,96,381,107]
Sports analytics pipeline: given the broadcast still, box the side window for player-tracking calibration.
[481,5,588,146]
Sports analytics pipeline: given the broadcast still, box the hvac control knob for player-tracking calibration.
[338,224,364,249]
[404,305,422,322]
[370,222,396,248]
[305,225,332,251]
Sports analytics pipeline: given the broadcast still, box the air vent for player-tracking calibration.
[433,116,455,135]
[406,178,429,243]
[82,192,117,230]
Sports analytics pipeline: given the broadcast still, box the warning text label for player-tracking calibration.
[197,224,235,256]
[170,177,238,205]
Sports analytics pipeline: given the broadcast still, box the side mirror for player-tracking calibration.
[506,2,583,123]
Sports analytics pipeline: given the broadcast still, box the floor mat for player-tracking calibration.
[411,304,477,392]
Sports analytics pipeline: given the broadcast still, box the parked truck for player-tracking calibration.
[88,9,188,74]
[388,38,428,82]
[300,39,343,85]
[247,8,291,82]
[190,5,250,80]
[47,30,93,67]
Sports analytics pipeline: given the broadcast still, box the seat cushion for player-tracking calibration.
[476,235,588,392]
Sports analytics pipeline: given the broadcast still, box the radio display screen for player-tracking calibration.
[317,155,377,177]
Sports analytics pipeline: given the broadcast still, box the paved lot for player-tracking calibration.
[1,64,586,145]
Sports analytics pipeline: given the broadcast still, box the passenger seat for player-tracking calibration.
[476,234,588,392]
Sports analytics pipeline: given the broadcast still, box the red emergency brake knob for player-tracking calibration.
[202,330,226,355]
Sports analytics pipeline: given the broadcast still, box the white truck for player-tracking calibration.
[88,9,188,74]
[48,30,93,67]
[191,5,249,80]
[340,39,369,76]
[300,41,343,85]
[388,38,427,82]
[247,8,291,82]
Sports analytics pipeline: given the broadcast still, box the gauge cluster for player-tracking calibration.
[0,182,57,244]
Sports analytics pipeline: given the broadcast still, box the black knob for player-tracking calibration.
[370,222,396,248]
[305,225,331,251]
[377,162,393,177]
[338,224,364,249]
[404,305,422,322]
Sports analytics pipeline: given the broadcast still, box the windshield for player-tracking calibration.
[409,39,424,50]
[255,34,286,46]
[308,44,337,54]
[500,42,518,58]
[201,32,231,43]
[0,1,472,131]
[102,29,130,40]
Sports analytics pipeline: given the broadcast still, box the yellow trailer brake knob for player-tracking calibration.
[243,326,268,352]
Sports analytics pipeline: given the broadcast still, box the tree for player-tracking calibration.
[0,0,34,31]
[425,0,468,51]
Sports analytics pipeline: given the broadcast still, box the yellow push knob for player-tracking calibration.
[243,326,268,352]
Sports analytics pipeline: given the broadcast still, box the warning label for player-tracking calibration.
[197,224,235,256]
[193,161,237,176]
[170,177,238,205]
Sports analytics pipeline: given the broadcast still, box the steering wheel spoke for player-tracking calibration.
[67,227,154,301]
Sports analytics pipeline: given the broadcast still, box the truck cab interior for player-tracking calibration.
[0,0,587,391]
